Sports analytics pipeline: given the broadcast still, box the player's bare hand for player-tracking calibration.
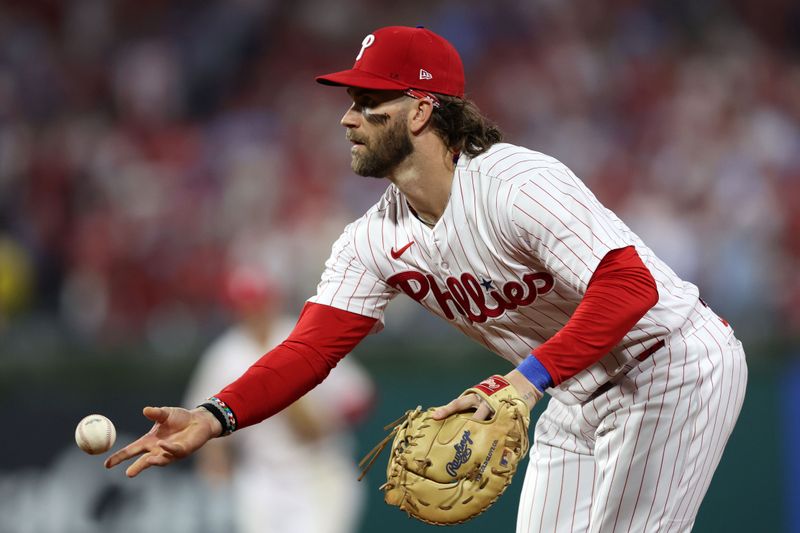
[104,406,222,478]
[432,393,493,421]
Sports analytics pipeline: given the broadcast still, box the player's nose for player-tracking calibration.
[341,104,361,128]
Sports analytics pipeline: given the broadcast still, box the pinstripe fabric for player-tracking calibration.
[308,142,746,529]
[310,143,700,404]
[517,300,747,532]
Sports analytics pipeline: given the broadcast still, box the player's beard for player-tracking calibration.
[350,114,414,178]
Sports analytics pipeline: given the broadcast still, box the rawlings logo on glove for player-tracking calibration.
[359,375,531,525]
[446,431,474,477]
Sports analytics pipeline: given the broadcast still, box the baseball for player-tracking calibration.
[75,414,116,455]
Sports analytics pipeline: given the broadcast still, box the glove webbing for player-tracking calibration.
[358,406,423,481]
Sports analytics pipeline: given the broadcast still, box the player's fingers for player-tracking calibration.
[124,452,158,478]
[471,400,493,421]
[431,395,479,420]
[104,439,149,469]
[431,398,463,419]
[145,453,175,467]
[142,406,170,424]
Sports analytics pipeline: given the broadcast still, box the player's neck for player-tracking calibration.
[388,141,456,226]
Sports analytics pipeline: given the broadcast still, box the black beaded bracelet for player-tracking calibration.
[199,396,237,436]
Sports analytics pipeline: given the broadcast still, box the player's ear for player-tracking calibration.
[408,99,435,135]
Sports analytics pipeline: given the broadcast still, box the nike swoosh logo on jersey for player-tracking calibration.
[390,241,414,259]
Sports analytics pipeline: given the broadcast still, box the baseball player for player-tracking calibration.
[183,266,373,533]
[106,26,748,532]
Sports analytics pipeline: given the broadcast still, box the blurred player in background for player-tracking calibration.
[183,266,374,533]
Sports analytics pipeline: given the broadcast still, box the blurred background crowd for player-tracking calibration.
[1,0,798,351]
[0,0,798,532]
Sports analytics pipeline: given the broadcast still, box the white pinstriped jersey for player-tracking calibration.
[309,143,700,404]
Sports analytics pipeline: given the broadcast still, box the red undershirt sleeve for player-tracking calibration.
[214,302,378,430]
[527,246,659,387]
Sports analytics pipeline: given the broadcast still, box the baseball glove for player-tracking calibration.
[359,375,531,525]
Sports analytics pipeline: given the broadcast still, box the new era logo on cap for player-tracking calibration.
[315,26,465,98]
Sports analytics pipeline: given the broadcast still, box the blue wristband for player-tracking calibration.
[517,354,554,392]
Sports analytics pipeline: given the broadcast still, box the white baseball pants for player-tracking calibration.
[517,300,747,532]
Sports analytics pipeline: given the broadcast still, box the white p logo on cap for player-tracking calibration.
[356,34,375,61]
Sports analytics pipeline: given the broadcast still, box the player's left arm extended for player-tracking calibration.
[434,246,658,420]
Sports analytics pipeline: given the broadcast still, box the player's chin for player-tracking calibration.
[350,159,384,179]
[353,171,386,180]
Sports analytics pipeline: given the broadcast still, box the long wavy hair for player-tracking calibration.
[428,94,504,157]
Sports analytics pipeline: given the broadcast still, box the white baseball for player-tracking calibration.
[75,414,116,455]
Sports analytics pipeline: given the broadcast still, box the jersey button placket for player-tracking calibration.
[433,239,449,271]
[431,229,450,272]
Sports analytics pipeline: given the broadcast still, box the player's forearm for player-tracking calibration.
[520,246,658,388]
[214,302,377,430]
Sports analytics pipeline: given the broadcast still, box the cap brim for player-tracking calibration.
[316,69,410,91]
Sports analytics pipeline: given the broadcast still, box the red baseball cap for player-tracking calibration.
[316,26,465,98]
[222,266,281,313]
